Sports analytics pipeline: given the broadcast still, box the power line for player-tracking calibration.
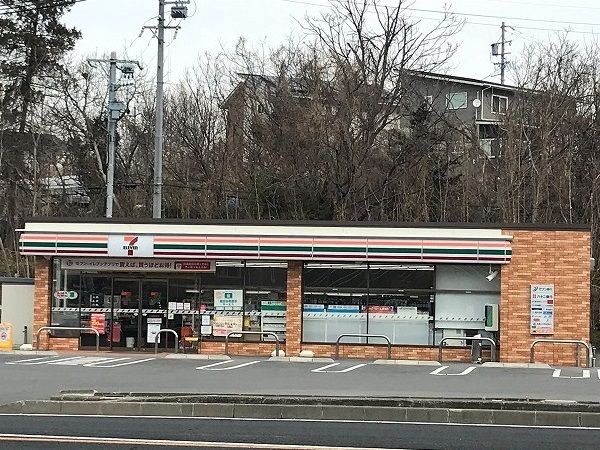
[275,0,600,36]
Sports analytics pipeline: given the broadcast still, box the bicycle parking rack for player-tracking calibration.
[335,334,392,360]
[225,331,281,356]
[154,329,179,355]
[36,326,100,352]
[530,339,592,368]
[438,336,497,363]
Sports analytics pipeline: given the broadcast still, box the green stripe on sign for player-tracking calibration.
[155,244,205,250]
[22,242,106,248]
[368,247,421,254]
[479,249,510,256]
[313,246,367,253]
[422,248,478,255]
[260,245,312,252]
[207,244,259,251]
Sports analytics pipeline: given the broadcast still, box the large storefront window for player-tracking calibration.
[302,263,434,344]
[49,258,287,349]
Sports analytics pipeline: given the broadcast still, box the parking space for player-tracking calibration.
[4,355,156,368]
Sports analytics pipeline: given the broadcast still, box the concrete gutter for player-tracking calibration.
[2,394,600,427]
[1,399,599,427]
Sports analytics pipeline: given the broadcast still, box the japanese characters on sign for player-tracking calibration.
[214,290,243,311]
[530,284,554,334]
[61,258,215,273]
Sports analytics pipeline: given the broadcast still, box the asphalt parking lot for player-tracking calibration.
[1,352,599,404]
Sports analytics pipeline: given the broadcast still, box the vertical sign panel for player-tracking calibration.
[530,284,554,334]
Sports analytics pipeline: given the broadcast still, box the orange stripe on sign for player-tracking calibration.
[154,236,205,243]
[312,239,368,245]
[259,238,314,244]
[206,237,260,243]
[366,240,422,246]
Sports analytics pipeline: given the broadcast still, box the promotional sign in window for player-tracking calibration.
[530,284,554,334]
[146,317,163,343]
[214,290,243,311]
[90,313,106,335]
[212,315,243,336]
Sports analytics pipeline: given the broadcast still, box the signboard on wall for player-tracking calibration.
[214,290,243,311]
[0,323,13,351]
[61,258,215,273]
[531,284,554,334]
[108,235,154,257]
[212,315,243,336]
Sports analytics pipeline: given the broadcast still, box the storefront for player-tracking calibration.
[20,219,591,364]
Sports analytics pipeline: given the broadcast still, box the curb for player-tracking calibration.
[373,360,441,366]
[482,362,552,369]
[1,400,599,427]
[268,357,335,363]
[164,354,231,360]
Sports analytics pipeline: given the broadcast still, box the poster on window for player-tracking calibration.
[146,317,162,343]
[212,315,243,336]
[530,284,554,334]
[90,313,106,335]
[214,290,243,311]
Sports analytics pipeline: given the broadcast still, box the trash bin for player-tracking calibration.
[126,337,135,348]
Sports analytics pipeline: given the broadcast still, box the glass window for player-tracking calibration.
[492,95,508,114]
[303,263,368,343]
[447,92,467,110]
[367,265,434,345]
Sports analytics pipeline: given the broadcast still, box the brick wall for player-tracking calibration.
[285,262,302,356]
[500,230,591,366]
[300,343,472,362]
[33,257,80,351]
[201,341,280,356]
[33,257,52,350]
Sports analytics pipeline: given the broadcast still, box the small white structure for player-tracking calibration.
[0,278,34,348]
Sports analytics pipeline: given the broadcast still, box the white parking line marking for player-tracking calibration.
[552,369,591,379]
[7,356,85,366]
[196,360,261,371]
[85,358,155,368]
[311,363,367,373]
[6,357,56,365]
[429,366,477,376]
[83,357,130,367]
[49,357,114,366]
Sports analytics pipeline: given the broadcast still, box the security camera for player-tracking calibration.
[486,270,499,282]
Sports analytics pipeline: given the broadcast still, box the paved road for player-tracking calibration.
[0,414,599,449]
[0,353,599,403]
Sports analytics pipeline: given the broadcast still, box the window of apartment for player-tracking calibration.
[424,95,433,110]
[446,92,468,110]
[492,95,508,114]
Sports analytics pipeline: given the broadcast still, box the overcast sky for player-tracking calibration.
[63,0,600,86]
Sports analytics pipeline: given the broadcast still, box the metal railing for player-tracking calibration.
[225,331,281,356]
[335,334,392,360]
[36,327,100,352]
[530,339,592,368]
[154,329,179,355]
[438,337,497,363]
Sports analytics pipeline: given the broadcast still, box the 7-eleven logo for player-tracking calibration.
[123,236,139,256]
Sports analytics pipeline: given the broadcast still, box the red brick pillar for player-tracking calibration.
[33,257,52,350]
[286,262,302,356]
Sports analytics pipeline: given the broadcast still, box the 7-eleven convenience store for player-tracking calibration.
[19,219,591,365]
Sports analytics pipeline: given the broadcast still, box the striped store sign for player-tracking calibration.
[20,233,511,264]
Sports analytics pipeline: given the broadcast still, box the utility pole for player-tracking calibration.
[153,0,165,219]
[107,52,117,218]
[491,22,512,85]
[142,1,189,219]
[88,53,142,218]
